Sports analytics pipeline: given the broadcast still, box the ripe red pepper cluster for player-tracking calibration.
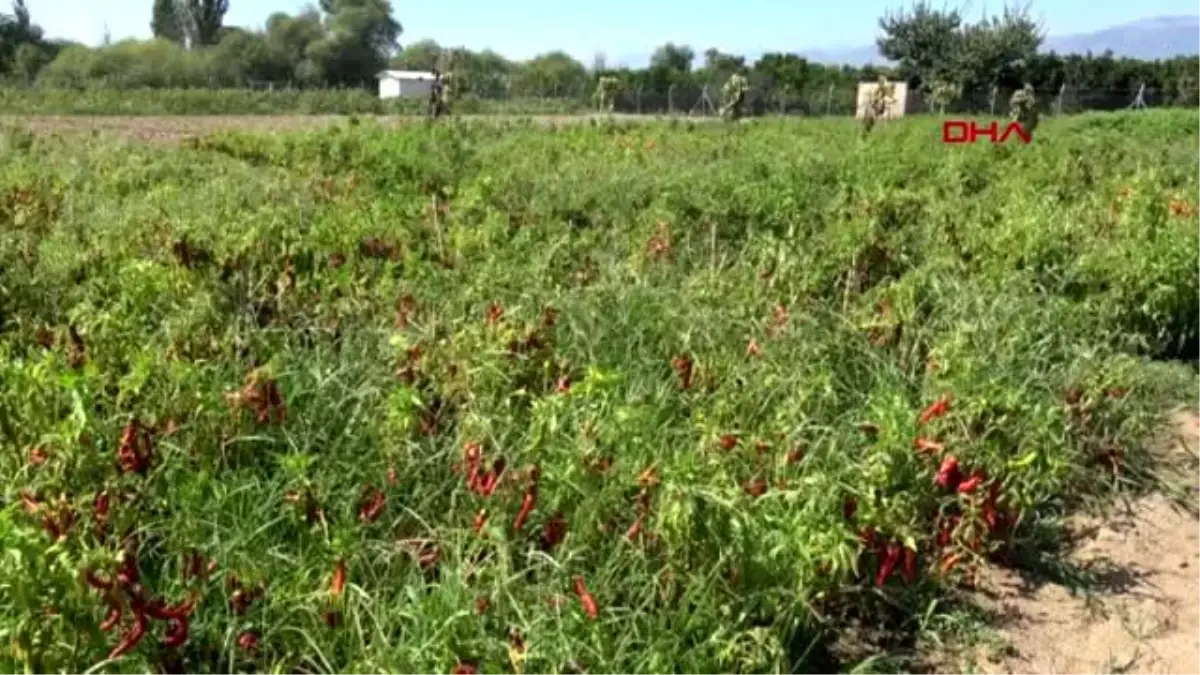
[83,547,197,659]
[852,394,1020,587]
[117,420,154,475]
[917,395,1018,573]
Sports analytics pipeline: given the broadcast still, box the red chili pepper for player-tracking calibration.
[741,477,767,498]
[19,490,40,514]
[486,302,504,326]
[936,515,960,548]
[107,609,148,660]
[918,395,951,425]
[236,631,259,654]
[934,456,961,490]
[99,605,122,632]
[474,458,505,497]
[331,559,346,596]
[875,543,902,587]
[541,511,568,550]
[573,576,599,619]
[513,490,537,532]
[901,547,917,583]
[718,434,738,451]
[625,516,644,541]
[161,616,189,647]
[117,419,153,475]
[843,498,858,520]
[117,557,139,587]
[512,467,540,532]
[93,491,110,526]
[939,552,961,574]
[359,486,386,523]
[672,354,694,390]
[85,569,114,591]
[451,662,479,675]
[858,527,878,548]
[913,437,944,454]
[463,442,482,482]
[957,471,986,494]
[145,596,195,621]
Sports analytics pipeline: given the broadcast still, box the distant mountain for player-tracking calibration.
[796,15,1200,65]
[1042,16,1199,59]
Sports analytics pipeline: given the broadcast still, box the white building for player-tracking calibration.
[376,70,437,100]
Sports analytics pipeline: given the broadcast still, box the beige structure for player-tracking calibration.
[855,80,909,119]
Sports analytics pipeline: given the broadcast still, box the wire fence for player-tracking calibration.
[0,75,1193,118]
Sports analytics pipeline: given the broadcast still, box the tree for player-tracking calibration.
[151,0,184,44]
[264,9,325,84]
[511,51,588,98]
[0,0,45,76]
[955,5,1042,91]
[391,38,442,71]
[649,43,694,73]
[308,0,402,87]
[177,0,228,48]
[877,2,1041,93]
[753,52,808,92]
[697,48,745,85]
[876,1,963,86]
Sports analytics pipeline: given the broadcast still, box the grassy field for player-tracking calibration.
[0,87,589,116]
[0,109,1197,674]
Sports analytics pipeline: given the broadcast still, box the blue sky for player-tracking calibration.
[22,0,1200,64]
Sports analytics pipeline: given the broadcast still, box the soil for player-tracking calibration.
[959,409,1200,675]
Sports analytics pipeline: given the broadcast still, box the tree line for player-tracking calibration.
[1,0,1196,113]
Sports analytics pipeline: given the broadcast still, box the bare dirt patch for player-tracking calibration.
[2,113,704,144]
[956,409,1200,675]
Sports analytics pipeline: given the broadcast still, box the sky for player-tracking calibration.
[21,0,1200,65]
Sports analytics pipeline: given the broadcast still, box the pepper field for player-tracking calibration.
[1,110,1197,673]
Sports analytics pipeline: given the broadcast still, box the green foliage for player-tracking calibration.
[0,108,1196,673]
[150,0,185,45]
[877,1,1041,90]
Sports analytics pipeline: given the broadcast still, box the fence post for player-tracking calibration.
[635,85,643,115]
[1054,82,1065,115]
[825,83,834,115]
[668,84,675,115]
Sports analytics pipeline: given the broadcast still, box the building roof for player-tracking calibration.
[376,70,437,80]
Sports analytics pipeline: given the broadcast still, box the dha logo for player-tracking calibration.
[942,120,1031,145]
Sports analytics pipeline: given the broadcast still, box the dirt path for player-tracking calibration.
[964,409,1199,674]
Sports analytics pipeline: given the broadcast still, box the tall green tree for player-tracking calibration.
[150,0,184,44]
[0,0,45,76]
[877,1,1041,92]
[178,0,228,48]
[308,0,402,86]
[876,1,963,86]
